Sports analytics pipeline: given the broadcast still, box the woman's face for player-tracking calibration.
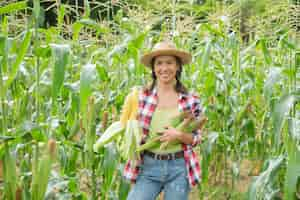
[153,55,179,85]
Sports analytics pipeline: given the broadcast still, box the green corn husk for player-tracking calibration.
[93,121,125,152]
[136,112,192,153]
[124,120,134,159]
[176,117,194,132]
[160,116,207,150]
[136,136,161,152]
[170,111,190,127]
[121,120,141,160]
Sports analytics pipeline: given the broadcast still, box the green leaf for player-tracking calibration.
[50,44,70,100]
[73,19,108,37]
[201,132,219,184]
[260,39,272,65]
[4,30,32,93]
[31,149,52,200]
[33,0,40,22]
[0,1,27,15]
[2,144,17,200]
[284,118,300,200]
[263,67,282,102]
[72,22,83,41]
[201,40,211,70]
[272,93,298,149]
[102,144,118,194]
[80,63,97,114]
[96,65,109,82]
[247,156,284,200]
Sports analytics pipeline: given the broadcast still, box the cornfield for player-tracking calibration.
[0,0,299,199]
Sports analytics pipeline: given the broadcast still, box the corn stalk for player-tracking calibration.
[1,143,17,200]
[31,139,56,200]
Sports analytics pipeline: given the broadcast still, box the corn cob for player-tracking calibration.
[94,87,140,159]
[120,93,133,126]
[160,116,207,149]
[170,111,191,127]
[129,87,139,120]
[159,117,194,150]
[136,112,191,152]
[136,135,161,152]
[137,113,207,152]
[93,121,124,152]
[120,87,139,126]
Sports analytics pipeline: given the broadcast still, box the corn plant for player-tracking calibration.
[31,139,56,200]
[0,0,299,199]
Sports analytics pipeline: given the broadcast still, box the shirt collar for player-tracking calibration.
[150,85,187,100]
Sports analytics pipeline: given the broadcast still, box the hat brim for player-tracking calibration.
[140,49,192,68]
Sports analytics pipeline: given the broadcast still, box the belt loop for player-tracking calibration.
[154,153,159,160]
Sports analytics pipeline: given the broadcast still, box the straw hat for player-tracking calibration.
[140,41,192,68]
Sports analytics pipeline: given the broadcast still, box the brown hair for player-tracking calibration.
[144,56,188,94]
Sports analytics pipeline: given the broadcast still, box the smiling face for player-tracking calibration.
[153,55,179,85]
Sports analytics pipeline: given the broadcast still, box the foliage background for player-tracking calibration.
[0,0,299,199]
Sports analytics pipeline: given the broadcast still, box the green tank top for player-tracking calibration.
[148,107,182,154]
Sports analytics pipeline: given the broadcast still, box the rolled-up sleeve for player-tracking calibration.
[191,94,203,147]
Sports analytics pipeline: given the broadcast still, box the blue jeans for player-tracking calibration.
[126,155,190,200]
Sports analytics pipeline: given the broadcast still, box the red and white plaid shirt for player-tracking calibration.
[123,86,202,187]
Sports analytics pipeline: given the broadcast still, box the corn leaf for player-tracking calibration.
[4,30,31,94]
[263,67,282,102]
[260,38,272,65]
[50,44,70,101]
[272,94,298,150]
[284,118,300,200]
[102,143,118,194]
[247,156,284,200]
[80,63,96,114]
[2,144,17,200]
[201,40,211,70]
[0,1,27,15]
[201,132,219,184]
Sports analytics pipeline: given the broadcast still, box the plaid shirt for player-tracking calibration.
[123,86,202,187]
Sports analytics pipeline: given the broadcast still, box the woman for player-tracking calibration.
[124,41,202,200]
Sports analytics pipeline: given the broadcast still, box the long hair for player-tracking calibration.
[144,56,188,94]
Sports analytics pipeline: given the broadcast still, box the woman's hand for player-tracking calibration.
[158,126,182,142]
[159,126,194,145]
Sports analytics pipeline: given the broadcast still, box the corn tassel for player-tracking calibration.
[102,111,109,130]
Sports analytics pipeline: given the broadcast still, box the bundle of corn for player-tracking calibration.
[136,112,207,152]
[135,111,190,152]
[160,115,207,150]
[93,87,141,160]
